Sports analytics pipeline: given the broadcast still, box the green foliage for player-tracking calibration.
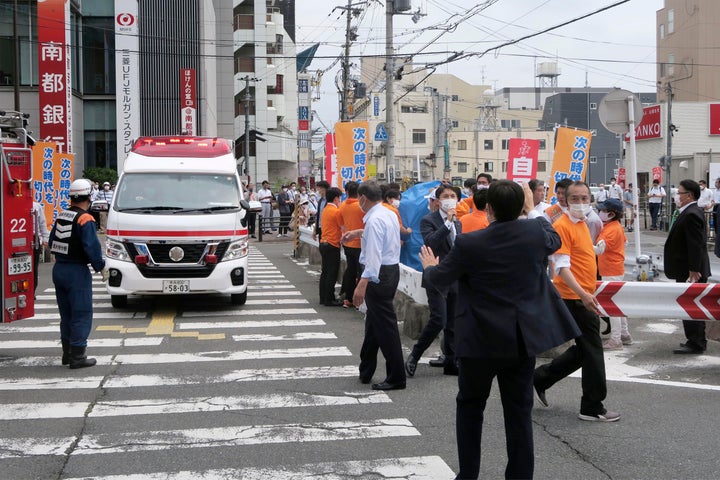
[82,167,118,186]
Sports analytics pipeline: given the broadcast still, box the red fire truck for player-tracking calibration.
[1,110,35,322]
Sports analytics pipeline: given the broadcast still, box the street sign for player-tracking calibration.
[374,123,388,142]
[598,88,644,134]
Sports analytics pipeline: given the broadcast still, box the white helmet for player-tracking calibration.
[69,178,93,198]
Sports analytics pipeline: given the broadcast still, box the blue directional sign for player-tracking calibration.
[374,123,388,142]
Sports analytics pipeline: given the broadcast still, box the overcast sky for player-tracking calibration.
[295,0,665,129]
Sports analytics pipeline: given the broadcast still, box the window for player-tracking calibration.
[457,139,467,150]
[0,1,38,87]
[412,129,426,144]
[668,9,674,34]
[451,95,459,101]
[400,104,428,113]
[591,129,597,136]
[667,53,675,77]
[501,139,509,150]
[659,23,665,39]
[539,139,546,150]
[501,119,521,130]
[484,139,493,150]
[83,17,116,94]
[458,162,468,173]
[590,103,597,110]
[537,161,546,172]
[452,120,459,128]
[502,161,507,172]
[268,74,283,94]
[589,156,597,164]
[615,158,620,166]
[84,101,117,169]
[484,162,494,172]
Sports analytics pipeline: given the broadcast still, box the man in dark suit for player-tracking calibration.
[664,179,711,354]
[420,180,579,480]
[406,184,462,377]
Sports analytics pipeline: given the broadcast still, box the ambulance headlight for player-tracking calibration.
[222,238,248,261]
[106,238,131,262]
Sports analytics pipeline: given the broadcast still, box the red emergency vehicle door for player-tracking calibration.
[2,140,35,322]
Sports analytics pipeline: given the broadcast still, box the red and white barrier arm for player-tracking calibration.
[595,281,720,321]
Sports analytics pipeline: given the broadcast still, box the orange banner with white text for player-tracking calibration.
[31,142,74,231]
[546,127,592,205]
[334,121,369,189]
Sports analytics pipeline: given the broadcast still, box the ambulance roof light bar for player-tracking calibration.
[131,136,232,158]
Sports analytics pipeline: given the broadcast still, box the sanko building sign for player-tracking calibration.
[626,104,662,141]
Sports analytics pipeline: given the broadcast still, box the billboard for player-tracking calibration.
[626,104,661,141]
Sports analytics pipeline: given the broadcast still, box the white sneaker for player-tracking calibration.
[603,338,623,351]
[277,234,282,238]
[621,334,634,345]
[578,410,621,422]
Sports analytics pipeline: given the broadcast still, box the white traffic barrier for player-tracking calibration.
[596,281,720,320]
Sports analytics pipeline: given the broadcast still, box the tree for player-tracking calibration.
[83,167,118,186]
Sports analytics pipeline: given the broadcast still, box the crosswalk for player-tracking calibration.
[0,247,455,479]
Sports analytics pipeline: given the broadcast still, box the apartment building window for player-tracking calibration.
[537,161,546,172]
[538,139,546,150]
[501,119,521,130]
[458,162,468,173]
[502,161,507,172]
[401,104,428,113]
[457,139,467,150]
[659,23,665,39]
[667,53,675,76]
[590,103,597,110]
[412,129,426,144]
[452,120,459,128]
[484,162,494,172]
[484,139,493,150]
[501,139,509,150]
[668,9,674,34]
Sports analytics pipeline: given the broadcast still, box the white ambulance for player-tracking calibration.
[105,136,250,308]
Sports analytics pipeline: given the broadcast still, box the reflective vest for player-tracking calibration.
[50,206,90,263]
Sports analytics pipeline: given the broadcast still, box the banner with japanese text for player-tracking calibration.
[334,121,369,189]
[506,138,539,184]
[324,133,336,186]
[37,0,72,153]
[31,142,74,230]
[617,167,626,189]
[115,0,140,171]
[546,127,592,204]
[652,166,663,184]
[180,68,197,135]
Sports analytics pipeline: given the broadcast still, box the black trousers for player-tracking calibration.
[341,245,361,302]
[534,299,607,416]
[246,212,256,235]
[456,356,536,480]
[278,212,291,234]
[33,246,41,293]
[359,264,406,385]
[678,278,708,350]
[318,242,340,304]
[411,283,456,365]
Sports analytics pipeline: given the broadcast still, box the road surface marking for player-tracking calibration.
[0,338,163,349]
[178,319,326,329]
[231,332,337,341]
[181,307,317,317]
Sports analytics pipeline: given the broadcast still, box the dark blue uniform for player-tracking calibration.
[48,206,105,351]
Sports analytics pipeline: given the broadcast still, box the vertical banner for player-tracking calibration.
[546,127,592,204]
[334,121,369,189]
[324,133,336,186]
[297,75,311,177]
[37,0,72,153]
[115,0,140,172]
[617,167,626,189]
[31,141,73,229]
[506,138,539,184]
[710,104,720,136]
[180,68,197,135]
[652,166,663,183]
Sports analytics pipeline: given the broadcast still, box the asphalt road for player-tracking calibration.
[2,240,720,479]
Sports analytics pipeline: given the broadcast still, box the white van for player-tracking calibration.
[104,136,250,308]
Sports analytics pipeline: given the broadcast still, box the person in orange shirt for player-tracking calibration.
[533,181,620,423]
[338,181,365,308]
[460,189,489,233]
[456,179,477,218]
[595,198,632,350]
[319,187,344,306]
[382,189,412,237]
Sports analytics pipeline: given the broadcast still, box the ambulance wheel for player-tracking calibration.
[230,291,247,306]
[111,295,128,308]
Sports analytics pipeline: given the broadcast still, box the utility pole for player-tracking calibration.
[385,0,395,179]
[341,0,352,122]
[13,0,20,110]
[242,76,258,179]
[665,81,673,230]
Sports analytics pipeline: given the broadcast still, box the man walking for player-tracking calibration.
[48,179,108,369]
[419,180,579,479]
[665,179,711,354]
[257,180,274,234]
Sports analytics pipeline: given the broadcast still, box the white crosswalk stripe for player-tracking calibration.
[0,246,455,478]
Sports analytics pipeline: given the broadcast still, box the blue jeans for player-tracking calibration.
[649,202,661,228]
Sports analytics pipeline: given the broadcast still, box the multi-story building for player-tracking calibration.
[0,0,298,184]
[657,0,720,103]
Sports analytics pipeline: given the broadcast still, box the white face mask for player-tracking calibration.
[391,199,400,208]
[673,194,681,205]
[569,203,592,219]
[477,184,489,190]
[598,211,614,222]
[440,198,457,212]
[104,186,110,191]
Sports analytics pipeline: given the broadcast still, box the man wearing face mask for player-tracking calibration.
[456,179,478,218]
[405,184,462,377]
[608,178,623,200]
[382,189,412,237]
[545,178,603,243]
[534,181,620,422]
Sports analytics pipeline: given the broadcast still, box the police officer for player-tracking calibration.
[48,179,108,369]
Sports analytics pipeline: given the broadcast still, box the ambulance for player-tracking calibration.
[104,136,250,308]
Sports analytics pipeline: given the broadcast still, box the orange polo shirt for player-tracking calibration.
[382,202,404,229]
[456,196,474,218]
[553,213,597,300]
[597,220,627,277]
[460,209,489,233]
[320,203,342,248]
[337,197,365,248]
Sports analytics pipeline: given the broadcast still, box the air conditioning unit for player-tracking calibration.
[412,171,419,179]
[377,172,386,180]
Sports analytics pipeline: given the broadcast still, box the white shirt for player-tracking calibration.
[608,183,623,199]
[257,187,273,203]
[359,202,401,283]
[713,188,720,204]
[595,189,608,203]
[698,187,714,209]
[648,186,665,204]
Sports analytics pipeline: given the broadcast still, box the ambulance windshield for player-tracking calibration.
[114,173,241,214]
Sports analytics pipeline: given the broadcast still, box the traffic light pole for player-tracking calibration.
[665,82,673,231]
[242,76,258,179]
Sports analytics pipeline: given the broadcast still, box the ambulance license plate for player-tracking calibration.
[8,255,32,275]
[162,280,190,293]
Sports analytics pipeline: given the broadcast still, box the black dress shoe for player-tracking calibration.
[371,381,406,391]
[324,300,343,307]
[405,354,418,377]
[673,345,705,354]
[428,355,445,367]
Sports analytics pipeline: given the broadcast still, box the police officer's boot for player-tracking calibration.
[61,340,70,365]
[69,346,97,369]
